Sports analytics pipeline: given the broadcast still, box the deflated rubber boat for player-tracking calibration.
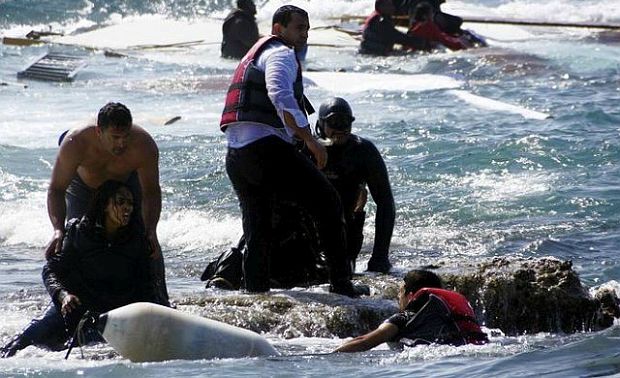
[97,302,279,362]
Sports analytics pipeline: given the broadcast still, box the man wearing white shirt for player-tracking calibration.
[220,5,366,297]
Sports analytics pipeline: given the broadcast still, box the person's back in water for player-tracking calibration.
[360,0,428,56]
[221,0,260,59]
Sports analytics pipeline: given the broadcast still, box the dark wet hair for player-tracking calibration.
[97,102,132,130]
[85,180,135,229]
[237,0,255,10]
[412,2,433,22]
[272,5,308,27]
[403,269,443,294]
[375,0,394,12]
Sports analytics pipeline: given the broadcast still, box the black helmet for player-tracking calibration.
[315,97,355,137]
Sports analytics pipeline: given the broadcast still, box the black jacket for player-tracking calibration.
[43,217,155,315]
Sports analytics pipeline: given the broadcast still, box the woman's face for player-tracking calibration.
[104,186,134,227]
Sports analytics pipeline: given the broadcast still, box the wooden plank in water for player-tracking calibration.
[17,52,87,82]
[2,37,46,46]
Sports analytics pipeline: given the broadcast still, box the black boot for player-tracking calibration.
[367,256,392,273]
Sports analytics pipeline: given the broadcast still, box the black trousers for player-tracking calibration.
[1,303,103,357]
[226,136,351,291]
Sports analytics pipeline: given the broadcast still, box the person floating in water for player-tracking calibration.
[1,180,158,358]
[221,0,260,59]
[359,0,428,56]
[407,1,486,51]
[407,2,472,51]
[334,269,488,352]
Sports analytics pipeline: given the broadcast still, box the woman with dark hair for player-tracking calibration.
[1,180,157,358]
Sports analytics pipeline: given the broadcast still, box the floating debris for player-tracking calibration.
[17,52,87,82]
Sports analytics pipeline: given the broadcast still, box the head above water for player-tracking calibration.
[375,0,395,16]
[96,102,133,156]
[272,5,309,50]
[237,0,256,15]
[412,2,434,23]
[85,180,136,232]
[404,269,443,294]
[398,269,443,310]
[97,102,132,131]
[316,97,355,142]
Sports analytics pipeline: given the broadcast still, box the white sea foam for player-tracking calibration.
[158,209,241,252]
[0,193,50,248]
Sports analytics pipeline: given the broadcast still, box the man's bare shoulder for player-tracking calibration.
[131,124,158,150]
[62,125,96,141]
[59,125,96,153]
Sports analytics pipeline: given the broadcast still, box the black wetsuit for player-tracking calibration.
[323,135,395,271]
[360,12,427,55]
[221,9,260,59]
[1,217,155,357]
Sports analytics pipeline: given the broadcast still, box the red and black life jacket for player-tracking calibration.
[411,287,488,345]
[220,35,307,132]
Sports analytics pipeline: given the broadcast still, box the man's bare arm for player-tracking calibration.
[137,134,162,259]
[46,134,82,257]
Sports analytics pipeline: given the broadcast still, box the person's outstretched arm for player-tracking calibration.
[334,322,399,353]
[46,131,83,258]
[136,129,162,259]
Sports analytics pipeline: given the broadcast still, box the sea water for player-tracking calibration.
[1,0,620,376]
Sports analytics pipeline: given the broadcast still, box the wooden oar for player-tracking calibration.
[331,15,620,30]
[462,17,620,30]
[332,14,620,30]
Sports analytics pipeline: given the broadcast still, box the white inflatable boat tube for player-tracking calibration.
[97,302,280,362]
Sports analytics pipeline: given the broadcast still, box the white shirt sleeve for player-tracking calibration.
[257,43,309,136]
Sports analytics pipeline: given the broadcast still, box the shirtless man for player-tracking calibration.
[45,102,169,305]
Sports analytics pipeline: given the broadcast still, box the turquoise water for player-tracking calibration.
[1,0,620,376]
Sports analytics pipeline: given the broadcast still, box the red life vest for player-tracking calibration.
[408,21,468,51]
[220,35,306,132]
[411,287,487,345]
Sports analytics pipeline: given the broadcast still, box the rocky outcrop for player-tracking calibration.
[443,257,619,335]
[177,257,619,338]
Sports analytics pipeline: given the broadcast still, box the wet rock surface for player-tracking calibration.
[177,257,619,338]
